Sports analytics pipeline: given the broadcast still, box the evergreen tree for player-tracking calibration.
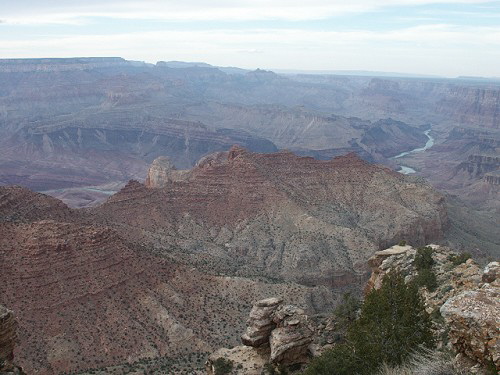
[305,271,434,375]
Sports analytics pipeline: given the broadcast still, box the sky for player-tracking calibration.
[1,0,500,77]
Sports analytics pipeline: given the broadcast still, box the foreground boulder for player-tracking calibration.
[207,298,313,374]
[482,261,499,283]
[441,269,500,369]
[270,304,313,364]
[241,297,283,347]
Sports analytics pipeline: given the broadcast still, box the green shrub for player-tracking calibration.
[305,272,434,375]
[398,240,407,246]
[263,363,289,375]
[414,246,438,291]
[414,246,435,271]
[332,292,360,333]
[447,252,471,266]
[304,343,360,375]
[415,268,438,292]
[213,357,233,375]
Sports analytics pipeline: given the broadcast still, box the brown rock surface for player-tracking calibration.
[93,148,447,286]
[241,298,283,347]
[269,305,313,364]
[0,217,329,374]
[440,284,500,369]
[0,149,450,374]
[208,298,314,373]
[482,261,500,283]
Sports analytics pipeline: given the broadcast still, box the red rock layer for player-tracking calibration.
[0,219,326,374]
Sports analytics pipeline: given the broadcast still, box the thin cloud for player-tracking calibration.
[1,25,499,76]
[1,0,495,24]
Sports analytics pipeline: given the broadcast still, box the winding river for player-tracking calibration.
[392,129,434,174]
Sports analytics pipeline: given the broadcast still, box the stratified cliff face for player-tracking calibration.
[353,78,500,129]
[435,86,500,129]
[100,147,448,286]
[185,102,428,161]
[0,118,277,191]
[456,155,500,179]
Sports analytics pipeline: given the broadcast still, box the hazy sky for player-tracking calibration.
[1,0,500,76]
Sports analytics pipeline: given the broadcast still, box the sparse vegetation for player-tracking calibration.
[213,357,234,375]
[332,292,360,334]
[398,240,407,246]
[377,349,467,375]
[414,246,438,291]
[447,252,471,267]
[263,363,289,375]
[305,271,434,375]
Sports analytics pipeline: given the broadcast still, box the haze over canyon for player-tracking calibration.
[0,57,499,374]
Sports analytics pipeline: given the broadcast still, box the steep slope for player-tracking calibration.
[0,186,74,222]
[0,213,332,374]
[93,147,447,286]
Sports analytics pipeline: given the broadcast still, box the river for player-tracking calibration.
[392,129,434,174]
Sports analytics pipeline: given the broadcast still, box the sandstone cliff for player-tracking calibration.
[95,147,448,287]
[145,156,191,188]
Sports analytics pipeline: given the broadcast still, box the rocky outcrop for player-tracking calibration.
[365,244,412,292]
[241,298,283,347]
[0,306,23,374]
[365,244,499,371]
[482,261,499,283]
[144,156,191,188]
[207,298,314,374]
[441,281,500,369]
[270,305,313,364]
